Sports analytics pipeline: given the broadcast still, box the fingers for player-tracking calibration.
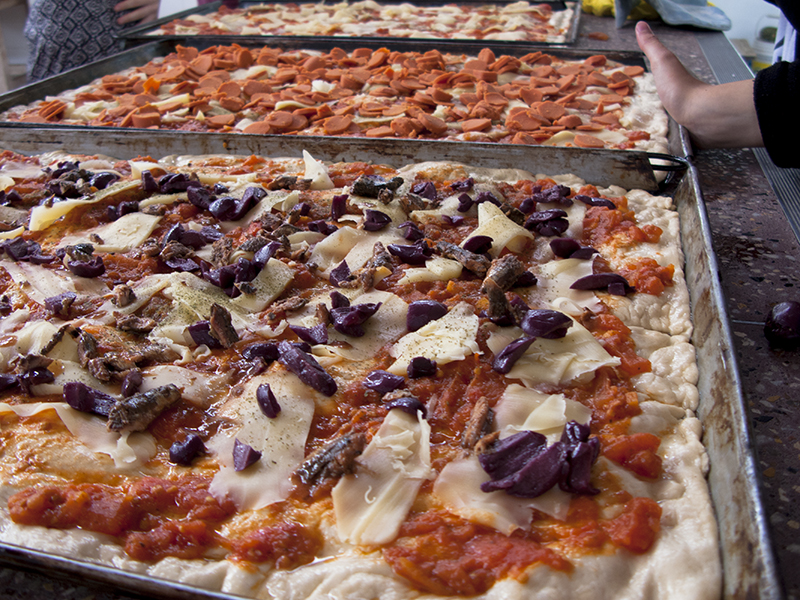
[635,21,676,67]
[114,0,160,24]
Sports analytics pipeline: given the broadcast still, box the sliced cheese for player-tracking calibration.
[433,455,570,533]
[532,257,602,313]
[0,227,24,240]
[494,383,591,442]
[0,402,156,469]
[207,369,315,510]
[388,302,479,375]
[310,227,405,276]
[398,256,463,284]
[231,258,294,312]
[302,150,335,191]
[487,320,620,386]
[58,212,162,253]
[332,408,432,545]
[28,180,141,231]
[141,365,228,408]
[1,260,109,305]
[461,201,533,258]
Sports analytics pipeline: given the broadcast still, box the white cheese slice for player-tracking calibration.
[0,175,15,191]
[494,383,592,442]
[397,256,463,284]
[0,402,156,469]
[58,212,161,253]
[487,320,621,386]
[388,302,479,375]
[310,227,405,276]
[303,150,335,191]
[0,227,24,240]
[461,201,533,258]
[207,369,316,510]
[141,365,227,408]
[533,257,602,313]
[1,260,109,305]
[231,258,294,313]
[332,409,432,545]
[433,455,571,534]
[222,190,298,233]
[28,180,141,231]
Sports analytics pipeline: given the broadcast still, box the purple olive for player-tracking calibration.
[574,194,616,210]
[534,184,573,206]
[331,194,348,220]
[234,258,258,283]
[188,321,222,349]
[385,396,427,418]
[462,235,493,255]
[0,373,19,392]
[398,221,424,241]
[159,173,201,194]
[209,196,238,220]
[411,181,437,200]
[407,356,436,378]
[202,263,236,289]
[457,193,474,213]
[475,191,500,206]
[164,257,200,273]
[330,302,382,337]
[253,241,281,268]
[364,370,405,394]
[571,247,599,260]
[550,238,581,258]
[520,309,573,339]
[407,300,448,332]
[188,186,214,210]
[44,291,77,318]
[480,432,567,497]
[570,273,634,296]
[164,223,207,249]
[242,342,279,363]
[67,256,105,278]
[513,271,538,288]
[141,170,159,193]
[256,383,281,418]
[63,381,116,416]
[330,290,350,309]
[330,260,352,288]
[233,438,261,471]
[90,172,119,190]
[765,301,800,349]
[290,323,328,345]
[277,341,337,397]
[170,433,206,466]
[493,336,536,374]
[309,220,338,235]
[450,177,474,192]
[387,242,431,265]
[363,209,392,232]
[442,215,466,226]
[519,197,537,214]
[121,370,143,397]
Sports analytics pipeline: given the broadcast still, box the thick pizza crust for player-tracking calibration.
[0,153,720,600]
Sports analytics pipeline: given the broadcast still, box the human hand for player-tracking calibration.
[635,20,763,149]
[114,0,160,25]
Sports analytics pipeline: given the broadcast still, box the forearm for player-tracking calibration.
[676,79,763,149]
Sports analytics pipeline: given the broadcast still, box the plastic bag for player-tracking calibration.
[614,0,731,30]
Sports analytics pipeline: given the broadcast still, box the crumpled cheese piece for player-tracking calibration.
[494,384,592,442]
[59,212,162,253]
[461,201,533,258]
[0,402,155,469]
[433,455,571,533]
[332,409,432,545]
[398,256,463,284]
[487,320,620,386]
[28,180,141,231]
[208,369,316,510]
[303,150,335,190]
[388,302,479,375]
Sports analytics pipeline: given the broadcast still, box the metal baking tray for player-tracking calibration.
[0,136,782,600]
[120,0,581,48]
[0,39,678,190]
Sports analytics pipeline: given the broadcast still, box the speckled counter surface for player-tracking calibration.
[1,13,799,600]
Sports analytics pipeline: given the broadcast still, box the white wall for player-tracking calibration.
[713,0,782,46]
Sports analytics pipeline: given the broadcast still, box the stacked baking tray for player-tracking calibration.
[119,0,581,48]
[0,28,783,600]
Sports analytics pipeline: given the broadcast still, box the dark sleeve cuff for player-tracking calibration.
[754,60,800,169]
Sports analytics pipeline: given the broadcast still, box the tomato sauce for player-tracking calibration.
[228,520,323,568]
[618,258,675,296]
[582,312,651,377]
[583,205,663,249]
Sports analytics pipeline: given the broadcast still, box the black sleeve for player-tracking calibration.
[753,59,800,168]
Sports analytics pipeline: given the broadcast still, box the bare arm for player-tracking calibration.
[635,21,764,149]
[114,0,160,25]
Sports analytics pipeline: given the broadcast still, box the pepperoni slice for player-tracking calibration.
[623,65,645,77]
[243,121,272,134]
[323,114,354,134]
[538,101,565,121]
[460,118,491,133]
[266,111,294,131]
[556,114,583,129]
[417,113,448,136]
[206,114,236,128]
[574,134,606,148]
[131,110,161,128]
[365,125,395,137]
[218,81,242,97]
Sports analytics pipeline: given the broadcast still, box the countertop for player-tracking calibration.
[1,11,798,600]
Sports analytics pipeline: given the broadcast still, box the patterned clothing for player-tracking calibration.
[24,0,132,81]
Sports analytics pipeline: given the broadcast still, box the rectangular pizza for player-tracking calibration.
[144,1,576,44]
[0,148,720,598]
[0,44,669,154]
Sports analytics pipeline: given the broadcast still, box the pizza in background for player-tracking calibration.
[148,1,576,44]
[0,149,719,599]
[1,45,668,153]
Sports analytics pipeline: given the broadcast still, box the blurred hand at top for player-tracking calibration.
[114,0,161,25]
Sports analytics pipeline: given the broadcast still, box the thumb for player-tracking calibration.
[635,21,672,64]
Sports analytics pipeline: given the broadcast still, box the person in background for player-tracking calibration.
[24,0,161,82]
[635,0,800,169]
